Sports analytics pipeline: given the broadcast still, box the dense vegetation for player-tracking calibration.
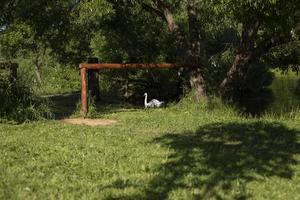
[0,73,51,122]
[1,0,299,114]
[0,0,300,199]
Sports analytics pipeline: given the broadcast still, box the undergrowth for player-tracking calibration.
[0,73,51,123]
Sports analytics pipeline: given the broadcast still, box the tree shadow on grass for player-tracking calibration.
[144,121,300,199]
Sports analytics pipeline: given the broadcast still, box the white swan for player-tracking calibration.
[144,93,164,108]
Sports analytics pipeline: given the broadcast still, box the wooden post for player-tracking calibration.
[80,65,88,116]
[87,57,100,101]
[78,62,195,117]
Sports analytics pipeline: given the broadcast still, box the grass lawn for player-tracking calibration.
[0,97,300,199]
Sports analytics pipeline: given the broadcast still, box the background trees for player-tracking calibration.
[216,0,300,98]
[0,0,299,114]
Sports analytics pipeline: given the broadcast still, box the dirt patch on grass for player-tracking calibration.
[61,118,117,127]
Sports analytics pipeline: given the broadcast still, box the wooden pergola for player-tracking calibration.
[79,63,193,116]
[0,61,18,82]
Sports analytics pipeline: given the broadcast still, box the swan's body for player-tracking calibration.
[144,93,164,108]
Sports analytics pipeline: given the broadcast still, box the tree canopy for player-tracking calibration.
[1,0,299,109]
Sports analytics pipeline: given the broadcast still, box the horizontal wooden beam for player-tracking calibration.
[80,63,195,69]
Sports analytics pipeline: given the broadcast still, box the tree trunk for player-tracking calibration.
[220,53,252,98]
[186,0,206,100]
[190,67,206,100]
[146,0,206,100]
[33,47,47,85]
[220,19,260,99]
[156,0,185,57]
[34,63,42,84]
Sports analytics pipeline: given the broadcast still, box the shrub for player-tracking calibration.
[0,72,52,123]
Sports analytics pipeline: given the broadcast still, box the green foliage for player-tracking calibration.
[266,40,300,73]
[1,1,300,198]
[35,65,81,95]
[1,0,300,117]
[0,22,34,59]
[206,47,236,93]
[0,72,51,123]
[213,0,300,27]
[88,1,171,63]
[11,52,81,95]
[75,0,114,24]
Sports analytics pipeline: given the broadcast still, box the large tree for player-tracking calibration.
[2,0,299,103]
[0,0,74,83]
[77,0,207,100]
[218,0,300,99]
[139,0,208,100]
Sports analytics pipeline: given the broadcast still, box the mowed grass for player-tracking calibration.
[1,99,300,200]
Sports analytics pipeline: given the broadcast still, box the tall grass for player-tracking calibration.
[0,72,51,123]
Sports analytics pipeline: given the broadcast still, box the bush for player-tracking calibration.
[17,57,81,95]
[0,72,52,123]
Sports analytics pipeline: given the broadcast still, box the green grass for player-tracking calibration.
[1,96,300,200]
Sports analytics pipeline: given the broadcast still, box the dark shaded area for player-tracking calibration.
[87,57,100,101]
[46,92,80,119]
[237,88,275,116]
[106,121,300,200]
[296,79,300,97]
[47,91,143,119]
[0,71,49,123]
[99,68,185,105]
[148,122,299,199]
[223,62,275,116]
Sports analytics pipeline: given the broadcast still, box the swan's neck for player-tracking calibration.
[144,94,148,106]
